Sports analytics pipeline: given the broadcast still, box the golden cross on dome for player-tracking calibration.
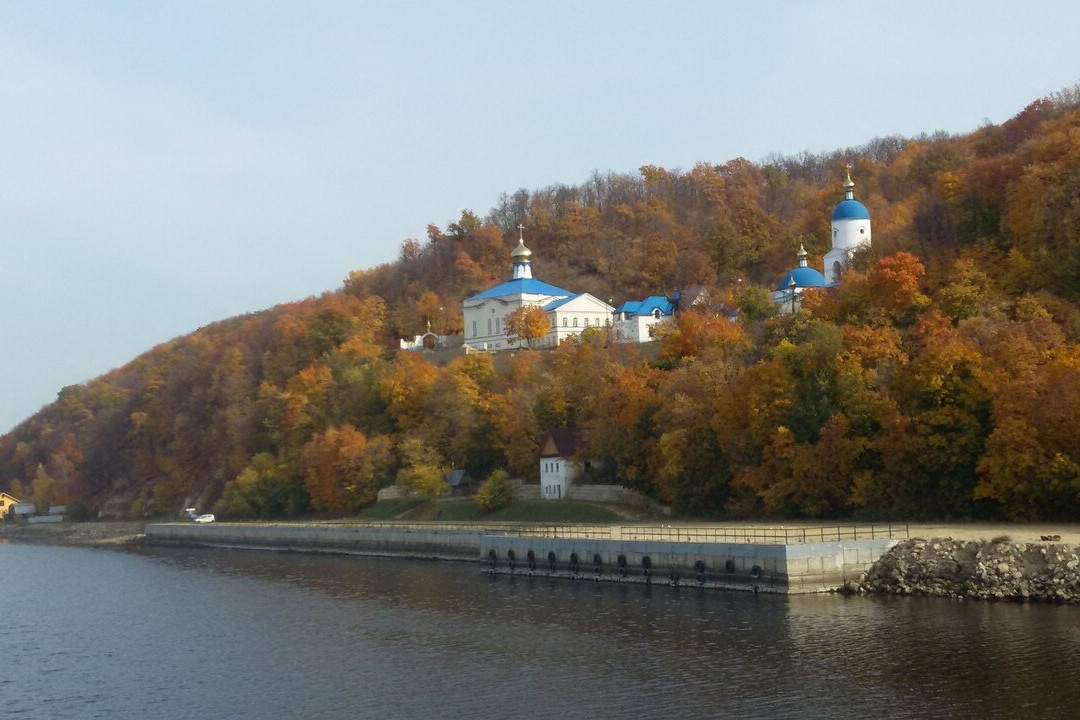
[517,223,525,241]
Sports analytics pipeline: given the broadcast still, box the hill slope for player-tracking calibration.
[3,87,1080,522]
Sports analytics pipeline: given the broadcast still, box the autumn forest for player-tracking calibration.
[4,88,1080,522]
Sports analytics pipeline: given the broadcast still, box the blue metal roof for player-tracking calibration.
[832,199,870,221]
[615,296,674,317]
[776,267,828,291]
[543,295,577,311]
[467,277,573,301]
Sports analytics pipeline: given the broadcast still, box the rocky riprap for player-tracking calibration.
[848,537,1080,603]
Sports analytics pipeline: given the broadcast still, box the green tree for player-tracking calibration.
[474,469,515,512]
[396,438,448,497]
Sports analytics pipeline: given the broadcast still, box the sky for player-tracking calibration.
[2,0,1079,433]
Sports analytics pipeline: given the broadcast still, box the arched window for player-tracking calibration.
[573,317,578,327]
[487,318,492,334]
[471,320,477,337]
[652,308,662,319]
[833,260,843,280]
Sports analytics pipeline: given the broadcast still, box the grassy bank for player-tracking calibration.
[391,499,623,523]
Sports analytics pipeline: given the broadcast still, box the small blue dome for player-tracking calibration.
[832,199,870,221]
[776,267,827,291]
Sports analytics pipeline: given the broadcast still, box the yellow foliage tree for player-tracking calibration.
[505,305,550,348]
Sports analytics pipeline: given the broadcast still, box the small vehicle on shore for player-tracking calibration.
[185,507,216,523]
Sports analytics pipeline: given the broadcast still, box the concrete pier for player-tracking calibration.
[144,522,900,594]
[479,534,894,594]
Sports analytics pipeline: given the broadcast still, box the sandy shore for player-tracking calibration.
[902,522,1080,545]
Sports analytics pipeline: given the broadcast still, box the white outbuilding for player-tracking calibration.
[539,428,583,500]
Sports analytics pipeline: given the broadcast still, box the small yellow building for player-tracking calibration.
[0,491,22,520]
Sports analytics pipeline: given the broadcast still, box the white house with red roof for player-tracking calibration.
[539,427,582,500]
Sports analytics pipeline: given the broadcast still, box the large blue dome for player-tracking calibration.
[832,198,870,221]
[776,267,827,291]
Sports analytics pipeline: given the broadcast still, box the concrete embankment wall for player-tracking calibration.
[145,523,895,594]
[145,523,480,561]
[854,538,1080,602]
[480,535,892,594]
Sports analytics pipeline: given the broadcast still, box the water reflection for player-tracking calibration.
[3,543,1079,720]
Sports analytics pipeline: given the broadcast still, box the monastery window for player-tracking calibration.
[496,318,501,333]
[471,320,477,337]
[550,318,556,329]
[487,318,492,334]
[562,318,567,327]
[573,317,578,327]
[584,317,590,327]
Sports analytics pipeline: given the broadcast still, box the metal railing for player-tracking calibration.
[313,520,613,539]
[256,519,907,544]
[616,524,908,544]
[484,525,614,540]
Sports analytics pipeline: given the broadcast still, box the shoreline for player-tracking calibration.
[0,521,146,547]
[6,520,1080,603]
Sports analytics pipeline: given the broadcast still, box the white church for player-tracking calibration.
[462,227,615,350]
[773,164,872,312]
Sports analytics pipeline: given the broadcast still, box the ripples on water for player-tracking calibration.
[1,542,1079,719]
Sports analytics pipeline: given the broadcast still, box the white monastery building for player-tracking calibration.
[824,164,872,285]
[462,227,614,350]
[612,296,675,343]
[773,164,872,313]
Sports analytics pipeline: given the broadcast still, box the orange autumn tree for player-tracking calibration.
[301,424,391,513]
[505,305,550,348]
[869,252,928,318]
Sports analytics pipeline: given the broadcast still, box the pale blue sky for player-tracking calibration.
[2,1,1078,432]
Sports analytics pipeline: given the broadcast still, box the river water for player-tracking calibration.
[2,542,1079,719]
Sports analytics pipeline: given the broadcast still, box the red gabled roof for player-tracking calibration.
[540,427,583,458]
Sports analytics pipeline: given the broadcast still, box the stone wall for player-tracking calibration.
[567,484,644,504]
[851,537,1080,602]
[146,523,480,561]
[376,481,653,507]
[376,486,404,501]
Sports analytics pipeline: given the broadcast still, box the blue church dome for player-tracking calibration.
[832,198,870,221]
[776,267,827,291]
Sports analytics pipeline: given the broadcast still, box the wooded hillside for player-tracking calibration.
[4,87,1080,521]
